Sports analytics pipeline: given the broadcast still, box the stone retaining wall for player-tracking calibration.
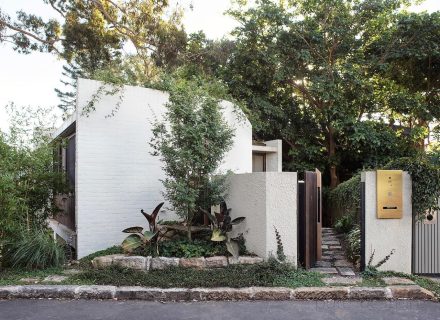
[91,255,264,271]
[0,285,434,301]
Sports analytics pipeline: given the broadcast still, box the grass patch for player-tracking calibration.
[68,261,324,288]
[413,277,440,299]
[376,271,440,298]
[0,267,64,285]
[361,276,386,287]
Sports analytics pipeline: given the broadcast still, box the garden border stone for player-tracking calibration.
[0,284,435,301]
[91,255,265,271]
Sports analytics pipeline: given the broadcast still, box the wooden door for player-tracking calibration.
[298,169,322,269]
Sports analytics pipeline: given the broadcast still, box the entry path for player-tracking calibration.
[1,300,439,320]
[311,227,356,277]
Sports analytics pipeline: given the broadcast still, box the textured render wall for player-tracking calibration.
[226,172,297,265]
[362,171,412,274]
[217,101,252,174]
[75,79,252,258]
[264,140,282,172]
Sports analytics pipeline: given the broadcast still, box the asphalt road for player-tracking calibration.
[0,300,439,320]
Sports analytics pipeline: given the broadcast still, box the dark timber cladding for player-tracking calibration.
[298,170,322,269]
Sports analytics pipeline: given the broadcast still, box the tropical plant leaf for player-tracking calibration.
[226,240,240,259]
[143,230,158,241]
[121,234,143,253]
[122,226,143,233]
[211,228,226,242]
[200,208,217,226]
[152,202,165,217]
[141,202,164,226]
[230,217,246,225]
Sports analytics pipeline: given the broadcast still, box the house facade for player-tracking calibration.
[50,79,282,258]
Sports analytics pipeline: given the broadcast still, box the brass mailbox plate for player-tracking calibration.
[377,170,403,219]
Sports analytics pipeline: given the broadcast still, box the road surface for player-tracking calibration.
[0,299,439,320]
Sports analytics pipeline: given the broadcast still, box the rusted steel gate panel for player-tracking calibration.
[316,169,322,261]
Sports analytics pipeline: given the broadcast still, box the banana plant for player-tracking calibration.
[201,201,245,258]
[121,202,164,253]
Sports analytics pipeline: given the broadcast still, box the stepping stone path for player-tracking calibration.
[311,227,356,277]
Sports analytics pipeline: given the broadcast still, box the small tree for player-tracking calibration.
[150,79,234,240]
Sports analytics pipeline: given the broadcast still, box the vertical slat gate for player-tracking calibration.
[413,210,440,275]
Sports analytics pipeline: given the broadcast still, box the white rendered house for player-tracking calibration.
[50,78,282,258]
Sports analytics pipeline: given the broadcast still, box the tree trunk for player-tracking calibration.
[416,119,428,150]
[187,224,192,241]
[327,126,339,188]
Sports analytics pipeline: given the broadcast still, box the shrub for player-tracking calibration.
[345,225,361,263]
[3,229,66,269]
[0,105,68,266]
[133,237,247,258]
[329,174,361,232]
[150,78,234,240]
[334,213,355,234]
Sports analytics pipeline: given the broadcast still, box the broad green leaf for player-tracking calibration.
[143,230,157,241]
[121,234,142,253]
[210,228,226,242]
[226,240,240,259]
[122,226,143,234]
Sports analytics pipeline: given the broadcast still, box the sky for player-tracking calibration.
[1,0,440,131]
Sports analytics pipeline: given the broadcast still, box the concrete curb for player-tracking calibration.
[0,285,436,301]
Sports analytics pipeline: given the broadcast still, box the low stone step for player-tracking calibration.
[323,276,362,285]
[383,277,415,285]
[322,251,344,256]
[315,261,332,268]
[322,239,339,243]
[310,267,338,275]
[334,260,352,268]
[320,256,335,262]
[333,255,347,260]
[337,267,356,276]
[322,235,339,240]
[323,241,340,246]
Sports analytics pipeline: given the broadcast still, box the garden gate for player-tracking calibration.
[298,169,322,269]
[413,210,440,275]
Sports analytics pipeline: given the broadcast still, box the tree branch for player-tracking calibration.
[0,19,62,54]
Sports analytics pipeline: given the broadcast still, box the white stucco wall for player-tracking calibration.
[362,171,412,274]
[264,139,282,172]
[226,172,297,265]
[73,78,252,258]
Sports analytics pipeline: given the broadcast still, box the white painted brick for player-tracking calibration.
[73,79,253,258]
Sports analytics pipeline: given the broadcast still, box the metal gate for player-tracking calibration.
[298,169,322,269]
[413,210,440,275]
